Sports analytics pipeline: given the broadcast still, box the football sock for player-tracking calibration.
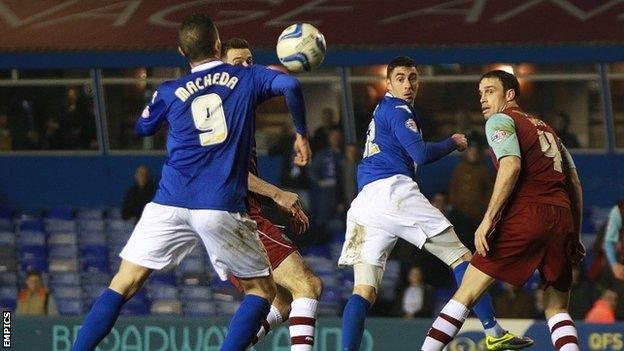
[72,288,125,351]
[221,294,270,351]
[251,305,284,346]
[341,294,371,351]
[548,313,579,351]
[289,298,318,351]
[421,299,469,351]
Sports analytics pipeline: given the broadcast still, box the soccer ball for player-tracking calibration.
[276,23,326,72]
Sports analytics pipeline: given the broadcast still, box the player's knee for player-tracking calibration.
[256,277,277,302]
[305,274,323,300]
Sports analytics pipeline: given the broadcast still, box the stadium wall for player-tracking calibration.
[0,153,622,212]
[9,316,624,351]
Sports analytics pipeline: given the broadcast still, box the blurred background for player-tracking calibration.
[0,1,623,349]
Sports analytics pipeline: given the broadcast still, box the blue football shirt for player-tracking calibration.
[136,60,306,212]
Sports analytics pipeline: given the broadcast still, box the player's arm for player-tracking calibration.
[135,89,168,136]
[390,108,462,165]
[248,172,309,234]
[475,113,521,256]
[562,145,585,264]
[603,205,624,280]
[255,66,311,165]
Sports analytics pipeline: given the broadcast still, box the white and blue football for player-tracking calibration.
[276,23,326,72]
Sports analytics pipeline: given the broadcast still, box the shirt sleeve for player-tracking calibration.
[135,87,168,136]
[389,105,456,165]
[485,113,520,160]
[253,66,307,135]
[561,144,576,170]
[603,205,622,265]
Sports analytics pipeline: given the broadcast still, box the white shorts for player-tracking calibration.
[338,175,455,269]
[120,202,270,280]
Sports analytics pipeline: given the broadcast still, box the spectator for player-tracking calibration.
[310,127,345,238]
[550,111,580,148]
[448,143,493,252]
[15,270,58,315]
[8,98,40,150]
[41,116,63,150]
[311,108,340,152]
[585,289,618,323]
[400,266,433,318]
[58,86,96,150]
[603,200,624,281]
[493,282,537,319]
[122,165,156,223]
[0,113,12,151]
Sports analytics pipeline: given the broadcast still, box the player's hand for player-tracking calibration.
[293,133,311,166]
[474,217,493,256]
[274,189,300,214]
[290,207,310,235]
[612,263,624,281]
[451,133,468,152]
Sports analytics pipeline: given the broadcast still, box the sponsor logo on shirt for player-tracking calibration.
[491,130,509,143]
[405,118,419,133]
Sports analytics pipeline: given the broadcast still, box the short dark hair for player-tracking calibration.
[178,14,219,61]
[480,70,521,100]
[387,56,416,78]
[221,38,251,58]
[26,269,42,278]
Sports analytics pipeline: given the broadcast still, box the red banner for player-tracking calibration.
[0,0,622,51]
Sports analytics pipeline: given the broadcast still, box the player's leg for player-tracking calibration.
[72,260,152,351]
[272,252,323,351]
[421,264,495,351]
[73,203,197,351]
[251,284,292,346]
[423,228,505,338]
[190,210,276,351]
[544,286,579,351]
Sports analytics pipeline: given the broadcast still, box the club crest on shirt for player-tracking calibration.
[405,118,419,133]
[491,130,509,143]
[141,105,150,118]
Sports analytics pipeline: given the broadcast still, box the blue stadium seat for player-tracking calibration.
[178,257,204,275]
[107,208,122,220]
[52,286,82,299]
[48,244,78,259]
[148,284,178,300]
[0,231,16,246]
[77,219,105,233]
[78,231,107,246]
[79,244,108,258]
[48,232,77,245]
[106,219,134,232]
[0,249,17,272]
[151,299,182,315]
[49,272,81,286]
[76,209,104,220]
[0,208,12,220]
[120,291,150,315]
[18,244,47,260]
[80,257,110,274]
[150,272,177,286]
[17,219,44,232]
[0,287,18,307]
[0,219,12,231]
[16,230,46,246]
[0,272,17,286]
[180,286,212,301]
[81,272,110,286]
[20,257,48,273]
[45,207,74,220]
[183,301,215,316]
[56,298,83,315]
[44,219,76,232]
[48,258,78,273]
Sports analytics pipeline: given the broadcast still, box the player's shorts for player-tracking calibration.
[471,202,575,291]
[120,202,270,281]
[338,175,453,270]
[251,213,298,269]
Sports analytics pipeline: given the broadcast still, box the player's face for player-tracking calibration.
[387,66,419,104]
[224,48,253,67]
[479,77,512,119]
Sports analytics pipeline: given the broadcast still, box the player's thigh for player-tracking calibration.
[540,206,576,291]
[119,202,199,270]
[273,251,322,299]
[338,219,398,269]
[189,209,270,281]
[423,227,471,267]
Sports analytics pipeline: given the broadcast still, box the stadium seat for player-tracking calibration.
[0,219,12,231]
[150,272,177,287]
[48,244,78,259]
[183,300,215,316]
[49,272,81,286]
[120,291,150,315]
[18,245,47,260]
[180,286,212,301]
[52,286,81,299]
[178,257,204,275]
[0,250,17,272]
[17,218,44,232]
[76,209,104,220]
[16,230,46,246]
[80,244,108,258]
[106,219,134,233]
[78,231,107,246]
[0,287,18,311]
[45,207,74,220]
[44,219,76,232]
[150,299,182,315]
[0,231,16,246]
[48,232,77,246]
[48,258,78,272]
[81,272,110,286]
[80,257,110,274]
[77,219,105,233]
[56,298,83,315]
[107,208,122,219]
[0,272,17,286]
[148,284,178,300]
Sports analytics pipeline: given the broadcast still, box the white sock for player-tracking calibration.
[484,320,505,338]
[421,299,469,351]
[288,298,318,351]
[251,304,283,345]
[548,312,579,351]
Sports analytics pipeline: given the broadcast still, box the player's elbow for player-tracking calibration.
[500,155,521,174]
[279,74,301,92]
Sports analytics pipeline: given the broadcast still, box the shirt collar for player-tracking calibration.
[191,60,224,73]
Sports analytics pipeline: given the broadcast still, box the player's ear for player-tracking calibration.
[505,88,515,102]
[177,47,186,58]
[214,39,222,58]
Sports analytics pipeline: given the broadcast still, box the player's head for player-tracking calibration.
[386,56,419,104]
[478,70,520,119]
[178,14,221,63]
[221,38,253,67]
